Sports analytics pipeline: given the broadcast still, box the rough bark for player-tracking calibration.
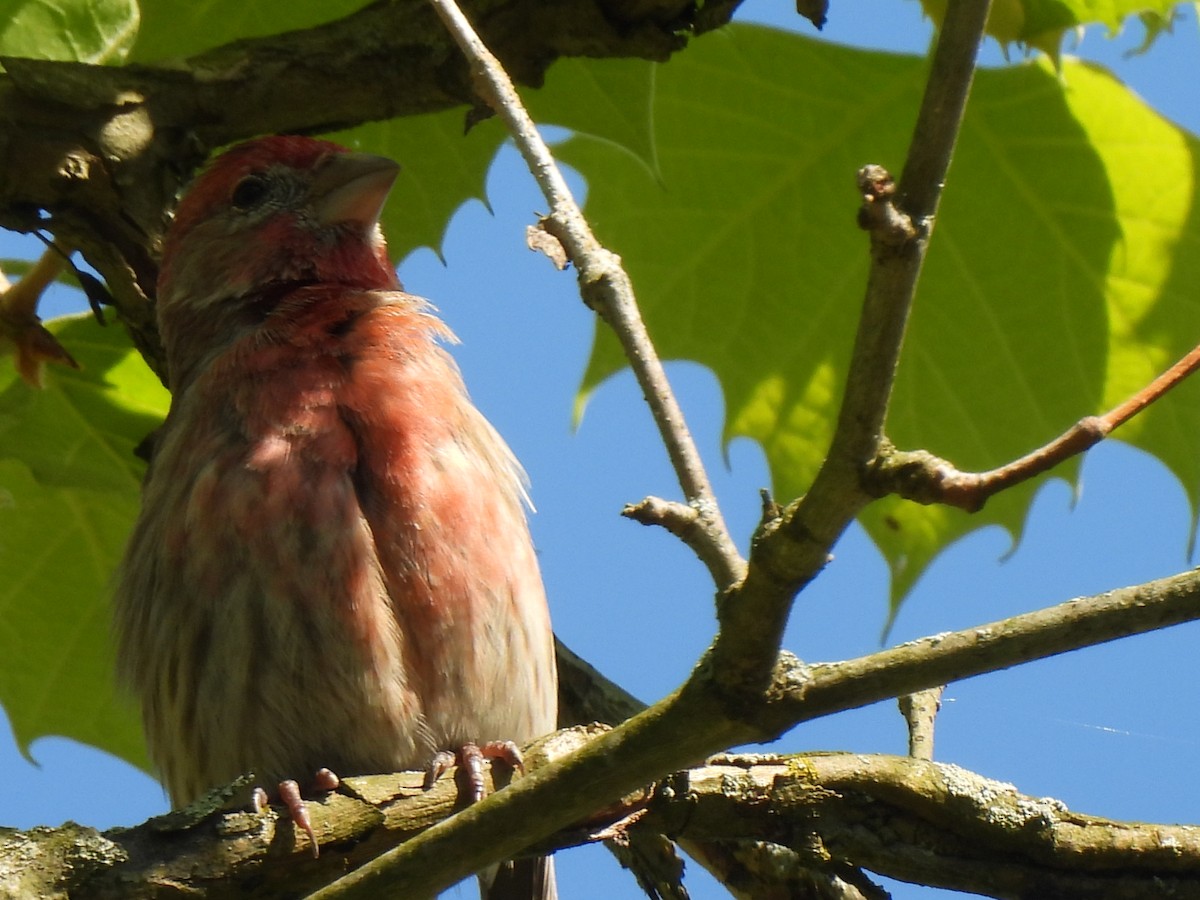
[4,732,1197,899]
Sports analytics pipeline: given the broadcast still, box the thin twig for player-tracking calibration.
[1105,342,1200,424]
[426,0,745,590]
[870,337,1200,511]
[622,495,721,564]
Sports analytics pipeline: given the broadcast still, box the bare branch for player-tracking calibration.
[765,567,1200,729]
[426,0,746,590]
[0,727,636,900]
[898,685,944,760]
[555,639,868,899]
[622,495,734,572]
[10,742,1200,899]
[711,0,995,697]
[840,0,994,469]
[870,339,1200,511]
[658,753,1200,899]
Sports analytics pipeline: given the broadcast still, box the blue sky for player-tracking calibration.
[2,1,1199,897]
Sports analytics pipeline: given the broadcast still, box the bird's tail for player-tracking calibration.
[480,856,556,900]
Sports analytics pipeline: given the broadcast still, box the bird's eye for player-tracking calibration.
[231,174,272,210]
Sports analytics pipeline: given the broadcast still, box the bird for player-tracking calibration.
[113,134,558,899]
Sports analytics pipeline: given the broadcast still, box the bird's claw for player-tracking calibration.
[253,768,340,858]
[424,740,525,803]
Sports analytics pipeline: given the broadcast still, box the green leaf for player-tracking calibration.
[0,460,148,769]
[1122,9,1184,56]
[919,0,1186,57]
[0,259,34,279]
[0,0,139,64]
[557,25,1199,608]
[528,55,659,176]
[129,0,366,61]
[1026,0,1182,34]
[0,315,168,492]
[0,314,166,770]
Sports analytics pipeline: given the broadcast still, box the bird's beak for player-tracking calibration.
[311,151,400,229]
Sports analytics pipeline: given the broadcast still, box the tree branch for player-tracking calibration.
[426,0,746,590]
[9,742,1200,899]
[711,0,994,699]
[656,753,1200,899]
[555,637,869,899]
[898,685,944,760]
[762,566,1200,729]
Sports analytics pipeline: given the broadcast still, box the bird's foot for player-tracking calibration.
[252,767,340,858]
[424,740,524,803]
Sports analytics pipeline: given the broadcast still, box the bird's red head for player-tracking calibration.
[157,136,401,388]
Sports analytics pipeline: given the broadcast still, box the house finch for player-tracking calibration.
[113,135,557,899]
